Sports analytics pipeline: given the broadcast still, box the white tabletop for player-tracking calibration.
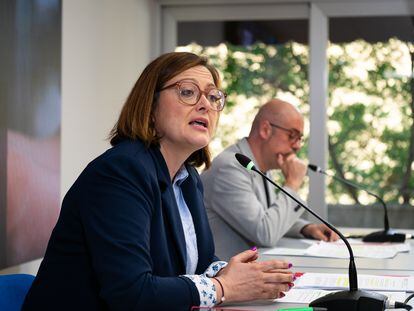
[222,227,414,310]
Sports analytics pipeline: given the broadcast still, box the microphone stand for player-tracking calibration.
[308,164,406,243]
[235,154,388,311]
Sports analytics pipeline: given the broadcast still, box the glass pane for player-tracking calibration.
[177,20,309,193]
[327,16,414,208]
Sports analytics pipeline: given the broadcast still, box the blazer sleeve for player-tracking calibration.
[207,154,306,247]
[78,153,199,311]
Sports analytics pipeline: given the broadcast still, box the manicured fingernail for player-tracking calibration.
[250,246,257,251]
[293,275,297,281]
[288,282,294,289]
[279,292,285,298]
[288,262,293,268]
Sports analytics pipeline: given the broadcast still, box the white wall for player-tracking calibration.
[61,0,154,197]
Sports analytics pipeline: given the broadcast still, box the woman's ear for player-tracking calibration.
[150,112,157,129]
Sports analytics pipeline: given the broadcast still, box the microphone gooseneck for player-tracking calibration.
[236,154,358,291]
[235,153,394,311]
[308,164,406,243]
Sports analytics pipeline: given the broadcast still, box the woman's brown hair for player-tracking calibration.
[109,52,221,168]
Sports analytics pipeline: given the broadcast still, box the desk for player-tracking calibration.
[223,228,414,310]
[1,229,413,310]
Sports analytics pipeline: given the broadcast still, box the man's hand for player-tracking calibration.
[276,153,307,192]
[300,223,339,242]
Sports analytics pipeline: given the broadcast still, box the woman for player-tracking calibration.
[22,52,294,311]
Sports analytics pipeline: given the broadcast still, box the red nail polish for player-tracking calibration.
[279,292,286,298]
[288,262,293,268]
[288,282,294,288]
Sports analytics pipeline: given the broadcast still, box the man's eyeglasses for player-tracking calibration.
[159,80,227,111]
[269,122,304,144]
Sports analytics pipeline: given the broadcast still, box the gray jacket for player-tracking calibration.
[201,138,309,260]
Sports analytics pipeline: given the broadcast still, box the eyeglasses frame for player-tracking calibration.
[269,122,304,144]
[159,80,227,111]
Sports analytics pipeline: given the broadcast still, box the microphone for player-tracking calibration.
[308,164,406,243]
[235,153,391,311]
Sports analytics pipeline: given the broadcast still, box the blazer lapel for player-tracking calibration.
[181,167,214,273]
[150,147,187,273]
[236,138,269,208]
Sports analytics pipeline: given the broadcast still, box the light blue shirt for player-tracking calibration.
[173,166,228,307]
[173,166,199,274]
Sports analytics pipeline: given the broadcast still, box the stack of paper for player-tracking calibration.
[293,273,414,292]
[305,240,410,259]
[263,239,410,259]
[273,273,413,305]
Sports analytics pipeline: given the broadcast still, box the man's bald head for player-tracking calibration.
[249,99,302,136]
[246,98,304,172]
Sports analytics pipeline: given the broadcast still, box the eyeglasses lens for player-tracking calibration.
[207,89,225,110]
[178,82,225,111]
[178,82,198,103]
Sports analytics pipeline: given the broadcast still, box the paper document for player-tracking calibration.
[277,288,407,304]
[263,239,410,259]
[263,248,306,256]
[294,273,414,292]
[305,241,409,259]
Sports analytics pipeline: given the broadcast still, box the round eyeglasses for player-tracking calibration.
[159,80,227,111]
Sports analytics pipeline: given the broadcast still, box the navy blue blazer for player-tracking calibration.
[22,140,217,311]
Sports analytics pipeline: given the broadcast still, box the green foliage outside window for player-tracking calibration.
[177,38,414,205]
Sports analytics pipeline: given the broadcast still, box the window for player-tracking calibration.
[160,1,414,226]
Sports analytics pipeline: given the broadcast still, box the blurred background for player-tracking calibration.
[0,0,413,270]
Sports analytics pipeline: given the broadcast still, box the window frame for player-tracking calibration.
[156,0,414,218]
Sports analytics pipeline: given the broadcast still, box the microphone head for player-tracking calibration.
[308,164,320,172]
[235,153,256,171]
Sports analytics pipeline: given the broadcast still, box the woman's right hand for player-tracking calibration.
[214,249,294,303]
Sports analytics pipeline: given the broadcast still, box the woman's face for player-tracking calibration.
[154,65,220,156]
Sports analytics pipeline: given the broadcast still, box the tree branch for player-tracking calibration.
[328,136,361,203]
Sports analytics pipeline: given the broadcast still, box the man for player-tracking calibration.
[202,99,338,260]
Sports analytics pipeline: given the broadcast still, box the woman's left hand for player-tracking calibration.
[213,249,294,303]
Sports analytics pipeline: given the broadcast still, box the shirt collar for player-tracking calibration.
[173,165,189,187]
